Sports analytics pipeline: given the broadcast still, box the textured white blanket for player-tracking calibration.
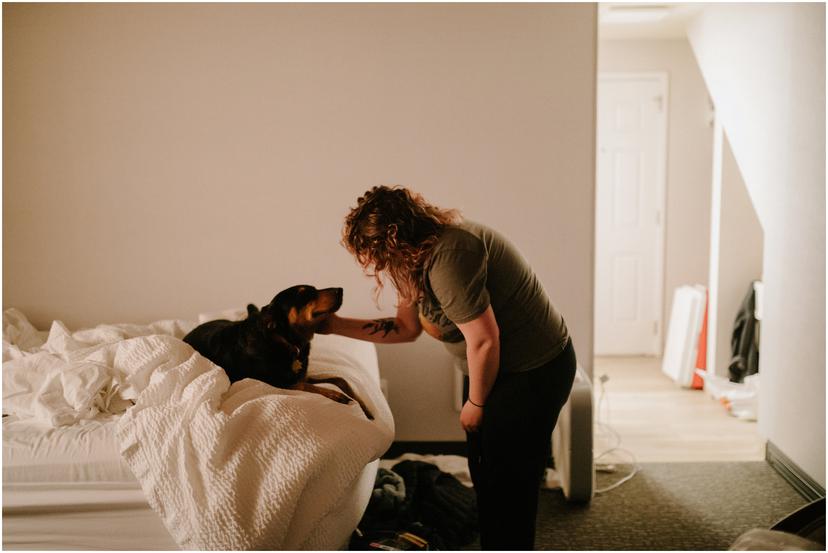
[2,309,394,550]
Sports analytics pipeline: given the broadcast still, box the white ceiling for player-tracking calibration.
[599,3,707,40]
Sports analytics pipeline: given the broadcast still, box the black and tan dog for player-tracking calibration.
[183,285,372,419]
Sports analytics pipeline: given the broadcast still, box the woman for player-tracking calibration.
[322,185,576,550]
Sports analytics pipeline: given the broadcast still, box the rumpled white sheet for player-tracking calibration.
[2,309,394,550]
[3,309,193,426]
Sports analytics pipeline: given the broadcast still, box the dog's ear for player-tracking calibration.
[247,304,260,318]
[259,304,283,332]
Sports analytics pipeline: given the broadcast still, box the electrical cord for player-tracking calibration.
[593,373,641,494]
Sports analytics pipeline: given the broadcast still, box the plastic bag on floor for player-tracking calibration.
[695,371,759,421]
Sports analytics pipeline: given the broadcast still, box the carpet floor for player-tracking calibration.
[463,461,809,550]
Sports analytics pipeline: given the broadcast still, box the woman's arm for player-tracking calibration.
[456,305,500,432]
[319,300,422,344]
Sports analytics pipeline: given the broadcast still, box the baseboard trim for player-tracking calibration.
[383,441,467,459]
[766,441,825,501]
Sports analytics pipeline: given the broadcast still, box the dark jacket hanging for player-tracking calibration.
[729,281,760,383]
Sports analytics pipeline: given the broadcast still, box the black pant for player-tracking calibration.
[464,338,577,550]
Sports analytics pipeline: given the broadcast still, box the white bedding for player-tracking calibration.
[4,500,181,550]
[3,415,135,484]
[3,309,393,550]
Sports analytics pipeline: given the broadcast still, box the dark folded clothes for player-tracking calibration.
[357,460,478,550]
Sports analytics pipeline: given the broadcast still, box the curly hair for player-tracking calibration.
[342,185,461,306]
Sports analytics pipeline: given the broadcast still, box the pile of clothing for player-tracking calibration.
[353,460,478,550]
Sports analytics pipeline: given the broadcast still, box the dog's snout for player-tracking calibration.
[316,287,343,314]
[332,288,343,311]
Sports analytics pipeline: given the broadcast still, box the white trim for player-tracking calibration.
[596,71,670,356]
[707,117,724,376]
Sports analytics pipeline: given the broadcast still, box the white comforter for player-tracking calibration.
[2,309,394,550]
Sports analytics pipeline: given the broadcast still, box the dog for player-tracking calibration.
[183,285,373,419]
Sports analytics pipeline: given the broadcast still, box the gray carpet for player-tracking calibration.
[464,462,809,550]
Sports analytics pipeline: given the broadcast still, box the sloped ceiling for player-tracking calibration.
[600,3,705,40]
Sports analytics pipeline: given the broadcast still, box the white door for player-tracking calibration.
[595,73,668,356]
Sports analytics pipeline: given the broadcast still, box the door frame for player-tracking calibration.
[595,71,669,356]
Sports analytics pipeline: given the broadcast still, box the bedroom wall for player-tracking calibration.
[687,4,825,487]
[597,39,713,351]
[3,3,597,441]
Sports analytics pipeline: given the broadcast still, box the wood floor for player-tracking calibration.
[592,356,766,463]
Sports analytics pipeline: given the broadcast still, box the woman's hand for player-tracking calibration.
[456,306,499,434]
[460,400,484,433]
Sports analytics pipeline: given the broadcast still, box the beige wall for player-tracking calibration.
[688,4,825,486]
[597,39,713,347]
[4,3,597,441]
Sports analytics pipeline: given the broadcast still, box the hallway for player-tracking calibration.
[593,356,766,463]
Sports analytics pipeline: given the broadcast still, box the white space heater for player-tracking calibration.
[551,364,594,502]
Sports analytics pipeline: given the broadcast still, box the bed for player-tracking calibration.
[2,308,394,550]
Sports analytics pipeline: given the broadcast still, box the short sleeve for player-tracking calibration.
[427,245,490,324]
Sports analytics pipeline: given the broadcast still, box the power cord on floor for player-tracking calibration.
[593,373,641,494]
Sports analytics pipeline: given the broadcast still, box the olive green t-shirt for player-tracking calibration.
[418,220,570,374]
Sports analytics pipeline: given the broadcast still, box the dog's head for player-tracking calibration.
[239,286,342,385]
[259,285,343,344]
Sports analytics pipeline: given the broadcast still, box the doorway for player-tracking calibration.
[594,72,668,356]
[593,17,766,464]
